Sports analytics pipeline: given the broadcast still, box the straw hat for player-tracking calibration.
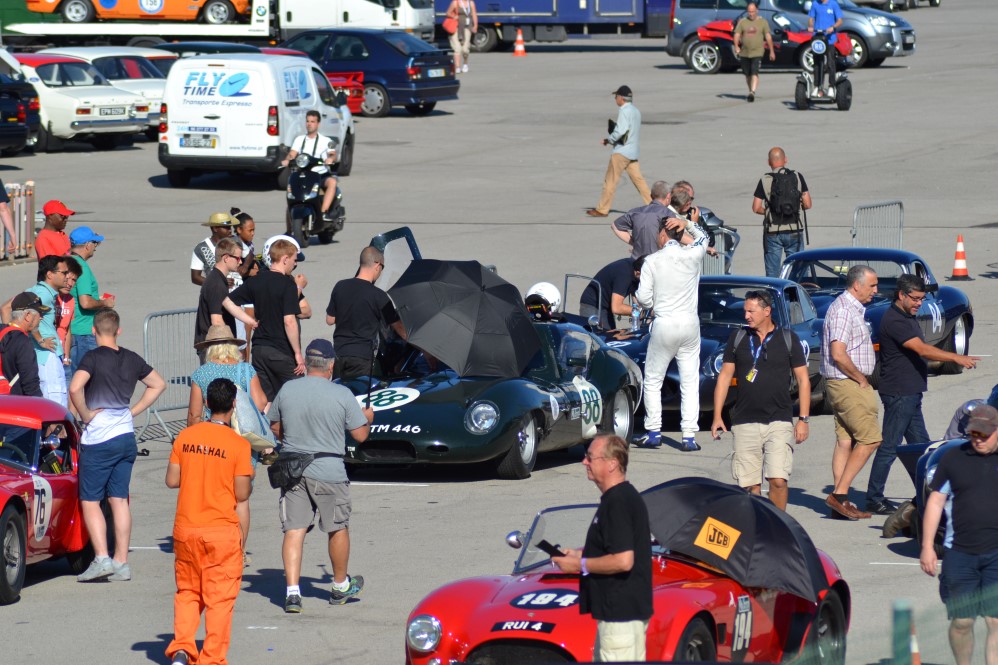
[194,325,245,350]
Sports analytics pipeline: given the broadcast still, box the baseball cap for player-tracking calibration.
[69,226,105,245]
[305,338,335,360]
[202,212,239,228]
[11,291,51,314]
[42,200,75,217]
[967,405,998,437]
[611,85,633,98]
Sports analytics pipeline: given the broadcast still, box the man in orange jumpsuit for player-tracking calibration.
[165,377,254,665]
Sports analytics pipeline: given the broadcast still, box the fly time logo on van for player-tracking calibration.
[182,71,254,107]
[283,70,313,103]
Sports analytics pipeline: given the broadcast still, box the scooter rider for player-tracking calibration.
[281,110,339,221]
[807,0,843,96]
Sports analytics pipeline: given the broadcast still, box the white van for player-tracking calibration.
[158,54,355,188]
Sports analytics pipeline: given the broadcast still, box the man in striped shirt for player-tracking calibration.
[820,265,880,520]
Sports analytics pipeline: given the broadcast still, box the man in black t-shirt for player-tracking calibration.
[325,246,406,382]
[552,434,652,661]
[711,289,810,511]
[194,238,257,362]
[868,275,979,516]
[921,406,998,664]
[751,147,812,278]
[579,256,644,330]
[226,239,303,400]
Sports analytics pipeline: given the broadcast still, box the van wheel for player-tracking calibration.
[201,0,235,24]
[405,102,436,116]
[167,169,191,188]
[470,26,499,52]
[61,0,95,23]
[361,83,391,118]
[336,134,354,177]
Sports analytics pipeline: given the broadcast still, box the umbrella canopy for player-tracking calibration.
[642,477,829,602]
[388,260,541,378]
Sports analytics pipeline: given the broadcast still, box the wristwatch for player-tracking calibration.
[799,416,810,423]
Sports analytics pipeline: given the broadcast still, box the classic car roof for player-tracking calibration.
[15,53,87,67]
[786,247,923,263]
[40,46,175,60]
[0,396,73,428]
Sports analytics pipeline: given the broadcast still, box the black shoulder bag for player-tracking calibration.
[268,451,343,491]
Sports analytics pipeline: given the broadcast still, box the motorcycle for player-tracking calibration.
[794,34,852,111]
[285,138,346,247]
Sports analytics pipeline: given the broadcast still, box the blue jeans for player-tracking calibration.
[70,333,97,375]
[763,231,804,278]
[866,392,930,506]
[988,382,998,410]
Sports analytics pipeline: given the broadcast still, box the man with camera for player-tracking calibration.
[281,110,339,221]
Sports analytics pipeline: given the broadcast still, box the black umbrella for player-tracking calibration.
[388,260,541,378]
[642,477,829,602]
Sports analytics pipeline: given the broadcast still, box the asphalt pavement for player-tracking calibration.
[1,1,997,662]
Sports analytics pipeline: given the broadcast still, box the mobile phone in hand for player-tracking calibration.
[537,539,563,557]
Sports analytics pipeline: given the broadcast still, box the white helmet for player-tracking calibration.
[526,282,562,314]
[262,234,304,267]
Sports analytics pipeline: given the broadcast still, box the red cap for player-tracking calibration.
[42,200,75,217]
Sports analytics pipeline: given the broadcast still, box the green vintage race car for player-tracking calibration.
[340,321,642,479]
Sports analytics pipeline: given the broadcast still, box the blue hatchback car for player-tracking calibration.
[281,29,459,118]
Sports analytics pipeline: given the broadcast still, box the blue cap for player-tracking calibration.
[305,338,335,360]
[70,226,105,245]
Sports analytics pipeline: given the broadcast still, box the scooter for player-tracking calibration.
[285,139,346,247]
[794,35,852,111]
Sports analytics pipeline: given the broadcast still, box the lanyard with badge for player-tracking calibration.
[745,331,773,383]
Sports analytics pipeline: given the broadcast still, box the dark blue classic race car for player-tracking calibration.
[781,248,974,374]
[583,276,825,413]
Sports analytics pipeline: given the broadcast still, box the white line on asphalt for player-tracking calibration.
[870,562,921,565]
[129,546,168,550]
[246,626,279,630]
[352,482,431,487]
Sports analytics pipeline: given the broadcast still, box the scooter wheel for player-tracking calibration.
[836,79,853,111]
[795,81,809,110]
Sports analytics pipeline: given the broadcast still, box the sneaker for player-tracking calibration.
[633,431,661,448]
[109,561,131,581]
[865,498,900,516]
[680,436,701,452]
[171,651,189,665]
[77,557,114,582]
[747,92,755,102]
[461,64,469,73]
[284,594,303,614]
[329,575,365,605]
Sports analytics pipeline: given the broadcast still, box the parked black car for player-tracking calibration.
[0,50,40,154]
[0,91,29,156]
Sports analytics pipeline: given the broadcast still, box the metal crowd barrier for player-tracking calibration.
[136,308,197,442]
[852,200,904,249]
[1,180,35,262]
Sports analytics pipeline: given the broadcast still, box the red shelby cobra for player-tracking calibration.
[685,10,853,75]
[1,396,95,604]
[406,490,850,664]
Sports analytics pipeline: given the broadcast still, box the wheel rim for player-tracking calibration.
[953,317,968,355]
[363,87,385,115]
[612,391,631,439]
[518,418,537,466]
[815,602,844,664]
[849,37,864,66]
[65,0,88,21]
[205,2,231,23]
[3,521,20,586]
[691,44,718,72]
[683,637,706,661]
[802,48,815,72]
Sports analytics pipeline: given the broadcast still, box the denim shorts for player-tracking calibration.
[941,547,998,619]
[78,432,137,501]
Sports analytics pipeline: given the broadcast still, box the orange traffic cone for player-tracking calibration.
[513,29,527,57]
[948,234,972,281]
[910,615,922,665]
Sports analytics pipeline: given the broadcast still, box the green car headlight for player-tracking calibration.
[465,401,499,434]
[407,614,442,652]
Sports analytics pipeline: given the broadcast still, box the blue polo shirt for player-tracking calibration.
[809,0,843,43]
[27,281,62,362]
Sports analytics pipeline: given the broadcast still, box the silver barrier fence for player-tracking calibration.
[852,200,903,249]
[701,249,726,276]
[1,180,35,262]
[136,308,197,442]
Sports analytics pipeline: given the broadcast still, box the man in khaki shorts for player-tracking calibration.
[269,339,373,613]
[711,290,810,510]
[821,266,881,520]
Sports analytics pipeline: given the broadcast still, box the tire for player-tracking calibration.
[167,169,191,188]
[0,146,21,157]
[687,41,722,74]
[201,0,235,24]
[91,135,118,151]
[601,389,634,443]
[941,315,970,374]
[470,26,499,53]
[0,505,27,605]
[61,0,95,23]
[795,81,809,110]
[127,36,166,47]
[835,79,852,111]
[803,590,847,665]
[335,133,353,177]
[681,37,699,67]
[844,33,868,67]
[675,617,716,662]
[361,83,390,118]
[929,0,940,6]
[318,231,336,244]
[404,102,436,116]
[276,167,290,191]
[290,216,310,249]
[36,125,56,153]
[143,127,159,141]
[496,414,538,480]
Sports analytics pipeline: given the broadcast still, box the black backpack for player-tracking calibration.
[767,168,801,227]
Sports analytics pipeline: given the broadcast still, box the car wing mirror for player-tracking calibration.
[506,531,524,549]
[334,90,348,107]
[587,315,600,330]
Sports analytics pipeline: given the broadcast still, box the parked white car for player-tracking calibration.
[40,46,170,139]
[14,53,149,152]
